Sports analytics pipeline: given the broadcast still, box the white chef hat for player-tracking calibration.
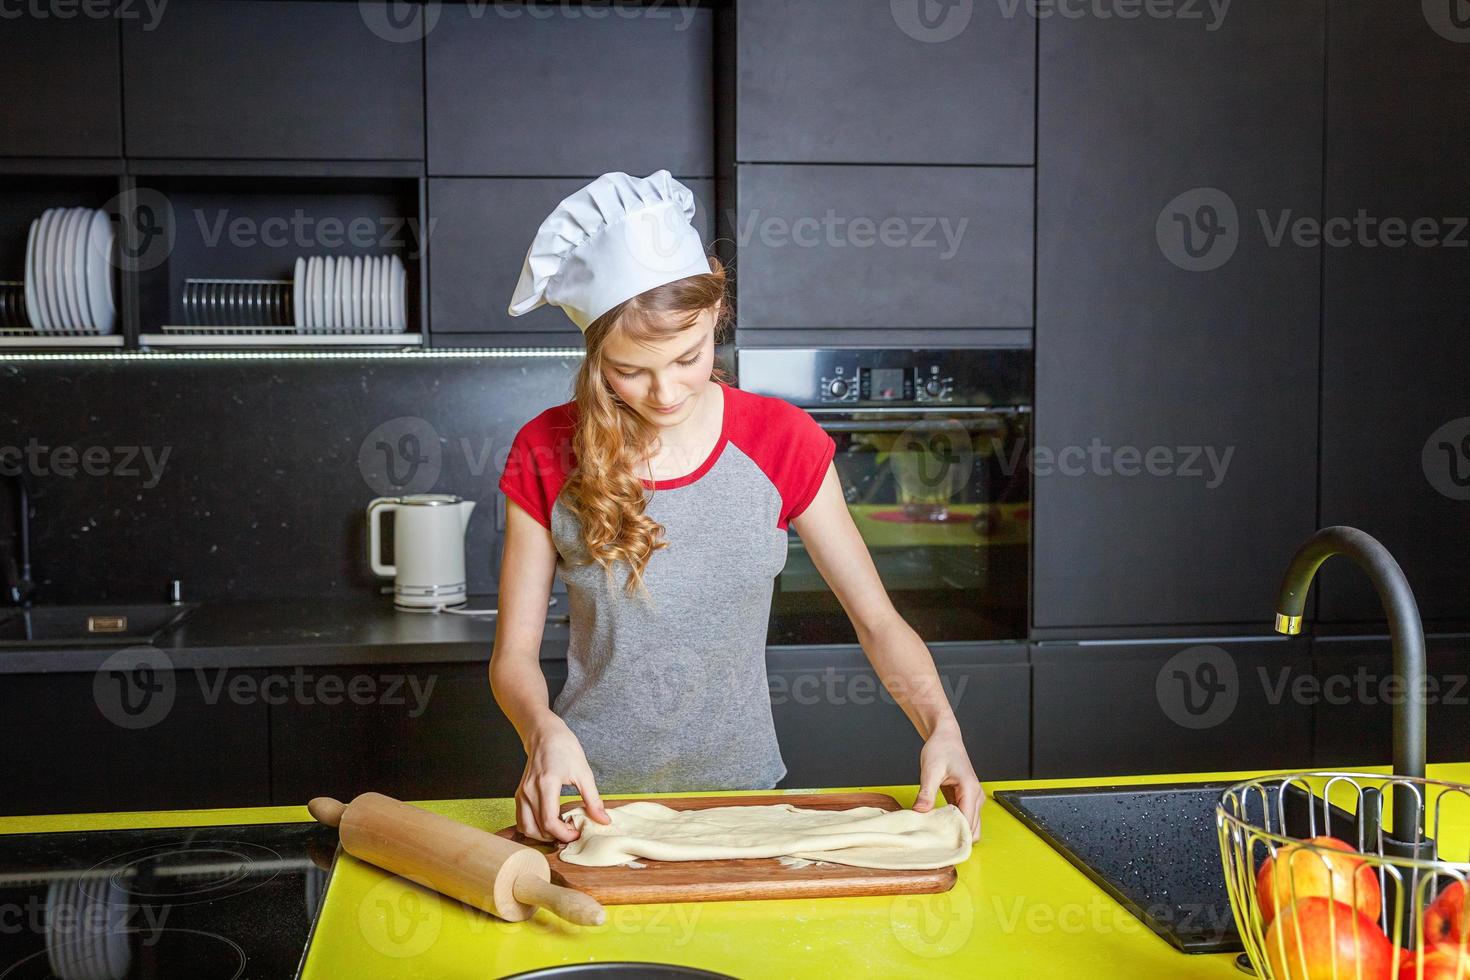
[507,170,712,332]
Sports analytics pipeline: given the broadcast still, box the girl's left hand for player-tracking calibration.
[912,723,984,841]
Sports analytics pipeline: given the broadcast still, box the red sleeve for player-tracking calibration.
[727,387,837,529]
[497,404,577,529]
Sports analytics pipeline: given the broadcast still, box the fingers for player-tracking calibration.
[515,787,549,842]
[954,779,984,841]
[536,778,578,843]
[572,773,611,825]
[912,764,943,812]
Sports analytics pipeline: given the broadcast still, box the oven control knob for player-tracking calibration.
[828,379,849,398]
[924,378,943,397]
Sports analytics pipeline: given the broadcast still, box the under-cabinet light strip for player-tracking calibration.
[0,347,585,362]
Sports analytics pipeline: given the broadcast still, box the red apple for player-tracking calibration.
[1265,897,1394,980]
[1427,883,1470,947]
[1398,942,1470,980]
[1257,836,1382,927]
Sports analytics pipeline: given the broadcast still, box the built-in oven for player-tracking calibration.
[737,348,1031,645]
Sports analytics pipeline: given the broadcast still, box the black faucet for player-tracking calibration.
[1274,526,1427,849]
[1,472,35,608]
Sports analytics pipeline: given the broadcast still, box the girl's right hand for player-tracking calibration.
[515,717,611,843]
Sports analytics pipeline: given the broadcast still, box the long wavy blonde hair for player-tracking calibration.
[562,255,733,595]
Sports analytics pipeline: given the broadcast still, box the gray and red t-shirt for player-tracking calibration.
[498,380,836,793]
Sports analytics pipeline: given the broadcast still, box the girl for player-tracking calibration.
[491,171,983,845]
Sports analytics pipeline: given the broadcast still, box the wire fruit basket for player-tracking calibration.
[1218,771,1470,978]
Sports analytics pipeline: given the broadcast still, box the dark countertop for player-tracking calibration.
[0,595,1032,675]
[0,595,570,674]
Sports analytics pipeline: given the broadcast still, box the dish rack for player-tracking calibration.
[142,260,421,348]
[1218,771,1470,978]
[0,281,125,347]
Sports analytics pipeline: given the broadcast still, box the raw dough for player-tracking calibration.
[557,801,972,871]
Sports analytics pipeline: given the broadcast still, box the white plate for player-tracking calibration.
[342,256,353,331]
[293,256,306,331]
[379,256,391,328]
[85,209,116,335]
[374,256,387,328]
[351,255,364,331]
[50,208,78,331]
[391,254,405,331]
[337,256,350,333]
[304,257,316,331]
[311,257,324,332]
[69,207,93,332]
[61,208,89,331]
[362,255,375,328]
[47,208,76,331]
[23,219,42,331]
[44,208,69,332]
[324,256,338,332]
[33,209,58,331]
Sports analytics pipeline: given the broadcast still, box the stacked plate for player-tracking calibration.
[24,207,117,335]
[293,254,407,333]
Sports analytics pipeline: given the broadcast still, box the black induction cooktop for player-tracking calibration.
[0,820,339,979]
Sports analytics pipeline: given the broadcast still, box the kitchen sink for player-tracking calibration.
[0,603,197,646]
[995,780,1354,954]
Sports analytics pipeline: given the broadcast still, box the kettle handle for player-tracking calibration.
[367,497,400,578]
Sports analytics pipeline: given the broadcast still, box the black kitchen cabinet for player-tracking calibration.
[0,666,269,816]
[1032,4,1323,629]
[426,5,713,177]
[267,661,550,804]
[1031,638,1312,779]
[1310,635,1470,768]
[0,8,121,158]
[735,164,1032,338]
[1317,2,1470,628]
[768,643,1030,787]
[737,0,1033,165]
[427,177,715,344]
[121,1,423,161]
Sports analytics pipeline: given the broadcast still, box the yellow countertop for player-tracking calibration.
[8,765,1466,978]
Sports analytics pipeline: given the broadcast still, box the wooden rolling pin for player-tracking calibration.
[308,792,606,926]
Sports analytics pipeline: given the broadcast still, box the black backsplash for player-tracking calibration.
[0,353,580,603]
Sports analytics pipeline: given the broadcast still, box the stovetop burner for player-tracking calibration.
[0,821,337,980]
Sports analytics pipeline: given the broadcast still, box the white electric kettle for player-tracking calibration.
[367,494,476,612]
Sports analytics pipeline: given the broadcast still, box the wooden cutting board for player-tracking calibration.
[493,792,958,905]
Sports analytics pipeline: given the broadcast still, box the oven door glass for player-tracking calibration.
[769,410,1030,644]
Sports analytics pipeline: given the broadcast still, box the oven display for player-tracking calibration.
[864,367,908,401]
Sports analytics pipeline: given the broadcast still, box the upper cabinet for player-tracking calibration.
[737,0,1034,165]
[427,176,715,343]
[0,9,121,157]
[1031,3,1324,629]
[1317,1,1470,628]
[736,164,1032,333]
[121,1,424,161]
[427,6,714,177]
